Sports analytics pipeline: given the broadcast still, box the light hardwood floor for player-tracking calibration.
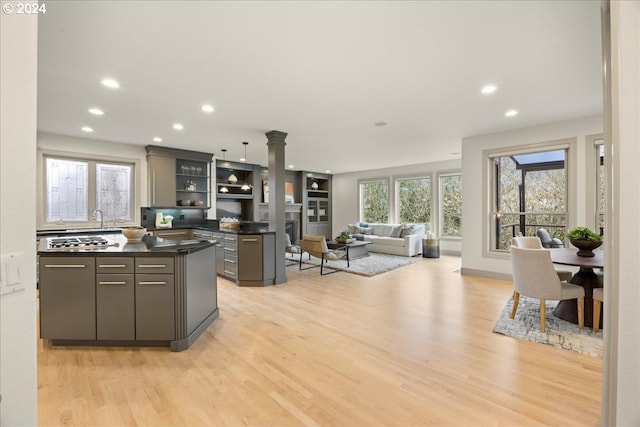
[38,255,601,426]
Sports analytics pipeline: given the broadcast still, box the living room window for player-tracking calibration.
[439,173,462,238]
[488,146,568,252]
[359,180,389,223]
[395,177,431,224]
[44,155,134,226]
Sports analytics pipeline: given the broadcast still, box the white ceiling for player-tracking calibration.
[37,1,603,174]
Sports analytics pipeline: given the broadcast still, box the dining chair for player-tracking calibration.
[593,287,604,332]
[511,236,573,281]
[536,228,565,248]
[298,234,348,275]
[510,245,585,332]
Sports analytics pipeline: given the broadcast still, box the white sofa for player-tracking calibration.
[347,222,427,257]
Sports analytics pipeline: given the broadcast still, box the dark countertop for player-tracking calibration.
[38,234,216,256]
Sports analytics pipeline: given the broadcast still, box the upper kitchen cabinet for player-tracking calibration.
[215,159,256,200]
[146,146,213,208]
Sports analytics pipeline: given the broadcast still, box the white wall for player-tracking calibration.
[460,115,602,278]
[332,159,462,254]
[0,7,39,426]
[606,1,640,424]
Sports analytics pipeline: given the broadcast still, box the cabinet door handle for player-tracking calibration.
[157,231,185,236]
[138,281,167,285]
[138,264,167,268]
[224,237,236,241]
[242,238,258,242]
[45,264,86,268]
[98,264,127,268]
[224,259,236,264]
[224,248,236,252]
[224,270,236,276]
[99,281,127,285]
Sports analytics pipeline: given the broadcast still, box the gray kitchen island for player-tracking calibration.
[37,234,219,351]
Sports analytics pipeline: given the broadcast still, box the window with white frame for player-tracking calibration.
[45,155,134,226]
[359,180,389,223]
[439,173,462,237]
[489,147,568,252]
[396,177,431,224]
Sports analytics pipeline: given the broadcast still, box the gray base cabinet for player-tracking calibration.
[135,274,175,341]
[96,257,135,340]
[40,257,96,340]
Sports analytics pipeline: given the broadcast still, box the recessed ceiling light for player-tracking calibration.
[505,109,518,117]
[288,164,294,168]
[173,123,184,130]
[325,170,331,174]
[201,104,215,113]
[240,157,246,162]
[373,122,387,127]
[101,78,119,89]
[81,126,93,133]
[153,137,162,142]
[481,84,497,94]
[88,108,104,115]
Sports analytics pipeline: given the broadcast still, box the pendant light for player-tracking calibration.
[219,149,229,193]
[241,142,251,191]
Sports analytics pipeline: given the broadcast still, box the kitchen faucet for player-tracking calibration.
[92,209,104,229]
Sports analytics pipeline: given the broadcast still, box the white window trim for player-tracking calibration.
[585,134,605,232]
[482,137,577,258]
[37,149,142,230]
[393,174,433,226]
[358,177,392,223]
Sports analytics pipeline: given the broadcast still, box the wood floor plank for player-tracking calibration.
[38,255,601,426]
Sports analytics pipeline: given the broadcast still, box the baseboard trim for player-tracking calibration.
[460,267,512,282]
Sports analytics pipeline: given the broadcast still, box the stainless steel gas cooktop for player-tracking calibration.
[47,236,118,250]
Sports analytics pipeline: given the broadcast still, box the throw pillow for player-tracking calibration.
[359,221,369,228]
[400,223,417,237]
[362,227,374,235]
[389,224,403,238]
[347,224,359,234]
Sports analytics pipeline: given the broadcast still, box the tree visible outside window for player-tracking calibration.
[45,155,134,225]
[360,180,389,223]
[440,174,462,237]
[490,148,567,251]
[397,177,430,224]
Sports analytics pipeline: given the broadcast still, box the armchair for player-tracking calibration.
[299,234,348,275]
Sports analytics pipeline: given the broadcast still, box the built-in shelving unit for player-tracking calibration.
[302,172,332,239]
[146,146,213,209]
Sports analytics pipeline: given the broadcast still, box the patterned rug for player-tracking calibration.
[493,295,603,358]
[287,252,422,277]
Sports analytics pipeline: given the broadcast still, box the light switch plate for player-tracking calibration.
[0,252,25,296]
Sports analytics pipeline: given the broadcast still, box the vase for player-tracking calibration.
[228,174,238,184]
[570,239,603,257]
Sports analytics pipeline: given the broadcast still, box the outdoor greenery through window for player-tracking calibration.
[360,180,389,223]
[397,177,430,224]
[440,174,462,237]
[490,148,567,251]
[45,156,134,225]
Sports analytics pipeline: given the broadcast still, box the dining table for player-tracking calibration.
[550,248,603,328]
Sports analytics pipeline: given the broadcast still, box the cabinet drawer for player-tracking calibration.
[135,257,174,274]
[223,262,237,277]
[96,257,134,274]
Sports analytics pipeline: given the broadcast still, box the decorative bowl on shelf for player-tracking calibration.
[178,199,191,206]
[121,227,147,242]
[191,200,204,206]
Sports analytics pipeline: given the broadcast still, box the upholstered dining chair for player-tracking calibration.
[536,228,565,248]
[298,234,348,275]
[510,245,585,332]
[511,236,573,282]
[593,287,604,332]
[284,233,301,266]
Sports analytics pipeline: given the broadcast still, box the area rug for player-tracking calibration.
[493,295,603,358]
[287,252,421,277]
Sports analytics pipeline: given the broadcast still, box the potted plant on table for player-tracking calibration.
[335,230,354,244]
[567,226,603,257]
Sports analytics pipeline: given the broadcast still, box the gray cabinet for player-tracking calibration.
[96,257,135,340]
[302,172,332,239]
[147,154,176,207]
[212,232,225,276]
[39,257,96,340]
[135,257,175,341]
[238,235,264,282]
[222,234,238,280]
